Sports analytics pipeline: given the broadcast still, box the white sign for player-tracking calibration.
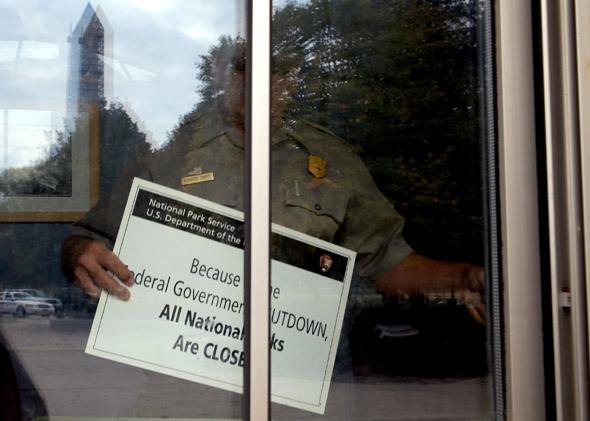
[86,178,355,414]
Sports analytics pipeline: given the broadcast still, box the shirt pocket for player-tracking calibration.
[282,185,349,240]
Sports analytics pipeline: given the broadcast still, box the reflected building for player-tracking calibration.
[66,3,113,121]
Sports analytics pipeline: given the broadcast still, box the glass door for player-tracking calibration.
[265,0,500,419]
[0,1,249,419]
[0,1,557,420]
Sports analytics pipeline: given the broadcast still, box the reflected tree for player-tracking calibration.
[274,0,483,262]
[0,101,151,292]
[191,0,483,263]
[0,130,72,197]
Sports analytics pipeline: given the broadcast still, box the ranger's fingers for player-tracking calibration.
[467,302,486,325]
[99,250,133,286]
[74,266,101,299]
[473,266,485,292]
[464,264,485,293]
[84,259,130,301]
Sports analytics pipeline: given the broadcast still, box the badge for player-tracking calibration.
[308,155,326,178]
[181,172,214,185]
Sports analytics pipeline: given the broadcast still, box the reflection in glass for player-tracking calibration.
[1,1,245,419]
[270,0,492,419]
[66,3,112,120]
[0,109,70,196]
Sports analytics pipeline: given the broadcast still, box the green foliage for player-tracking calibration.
[0,129,72,197]
[272,0,484,260]
[97,101,153,194]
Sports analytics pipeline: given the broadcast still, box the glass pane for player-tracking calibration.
[0,1,248,419]
[269,0,494,419]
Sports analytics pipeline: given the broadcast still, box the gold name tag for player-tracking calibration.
[181,172,214,186]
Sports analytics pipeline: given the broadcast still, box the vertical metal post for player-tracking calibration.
[479,0,505,417]
[497,0,546,420]
[244,0,271,420]
[574,0,590,416]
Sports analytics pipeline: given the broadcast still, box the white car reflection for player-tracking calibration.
[0,291,55,317]
[4,288,63,314]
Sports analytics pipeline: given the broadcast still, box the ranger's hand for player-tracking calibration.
[376,253,485,294]
[62,236,133,300]
[462,263,485,293]
[462,263,486,323]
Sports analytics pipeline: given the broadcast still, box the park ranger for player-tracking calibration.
[61,40,484,309]
[61,108,483,303]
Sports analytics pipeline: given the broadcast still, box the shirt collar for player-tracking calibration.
[200,117,293,149]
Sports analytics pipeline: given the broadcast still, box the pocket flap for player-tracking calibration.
[284,186,348,224]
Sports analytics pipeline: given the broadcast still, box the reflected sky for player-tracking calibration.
[0,0,242,168]
[0,110,61,169]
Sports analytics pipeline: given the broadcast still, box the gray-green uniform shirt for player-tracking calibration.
[73,110,413,281]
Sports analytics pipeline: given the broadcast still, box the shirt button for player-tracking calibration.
[314,204,322,211]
